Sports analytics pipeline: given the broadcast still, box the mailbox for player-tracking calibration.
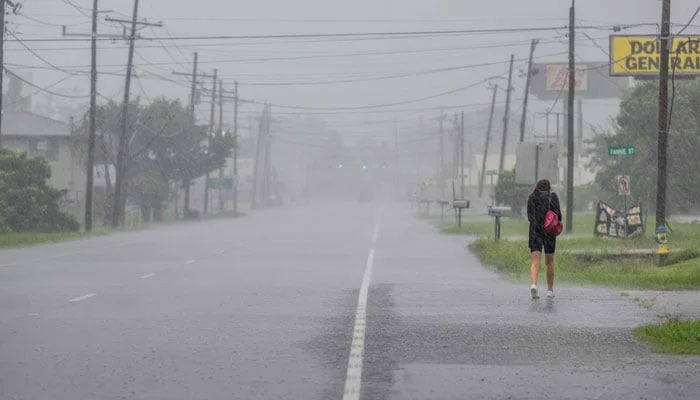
[453,200,470,209]
[488,206,512,217]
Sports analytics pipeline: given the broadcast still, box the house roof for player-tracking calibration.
[2,111,72,138]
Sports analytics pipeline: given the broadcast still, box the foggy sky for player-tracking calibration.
[8,0,700,140]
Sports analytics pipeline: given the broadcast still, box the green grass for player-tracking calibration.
[634,320,700,355]
[468,235,700,290]
[0,231,97,249]
[437,210,700,290]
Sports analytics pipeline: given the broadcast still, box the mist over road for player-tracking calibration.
[1,202,698,399]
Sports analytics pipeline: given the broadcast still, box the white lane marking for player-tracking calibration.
[69,293,97,303]
[141,273,156,279]
[217,250,225,255]
[27,313,40,317]
[184,259,196,265]
[342,222,380,400]
[372,224,380,244]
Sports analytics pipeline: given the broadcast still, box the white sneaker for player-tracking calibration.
[546,290,554,298]
[530,285,539,299]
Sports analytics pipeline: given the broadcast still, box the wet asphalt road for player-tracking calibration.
[1,201,699,400]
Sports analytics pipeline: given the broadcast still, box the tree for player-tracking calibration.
[0,149,79,232]
[586,81,700,214]
[74,97,234,223]
[494,169,530,217]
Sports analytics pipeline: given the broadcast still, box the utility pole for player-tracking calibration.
[110,0,162,227]
[233,81,239,214]
[460,111,465,199]
[565,0,576,234]
[498,54,515,175]
[479,83,498,198]
[218,79,225,212]
[251,106,266,210]
[519,39,539,143]
[111,0,140,227]
[437,112,447,199]
[656,0,671,229]
[84,0,98,232]
[0,0,5,147]
[172,53,215,218]
[203,69,217,215]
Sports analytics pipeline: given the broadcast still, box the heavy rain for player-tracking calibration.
[1,1,699,399]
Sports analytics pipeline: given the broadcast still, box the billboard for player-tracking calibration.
[530,62,629,100]
[545,64,588,91]
[610,35,700,77]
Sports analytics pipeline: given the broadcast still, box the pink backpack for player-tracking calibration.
[544,194,563,236]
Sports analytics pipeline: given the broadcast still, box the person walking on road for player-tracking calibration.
[527,179,562,299]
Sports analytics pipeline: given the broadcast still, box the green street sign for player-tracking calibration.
[207,177,233,190]
[486,170,499,176]
[608,146,635,156]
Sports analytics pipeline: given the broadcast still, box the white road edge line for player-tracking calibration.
[342,222,380,400]
[69,293,97,303]
[141,273,156,279]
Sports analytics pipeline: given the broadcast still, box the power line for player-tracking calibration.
[3,68,89,98]
[676,5,700,35]
[244,76,505,111]
[4,24,633,43]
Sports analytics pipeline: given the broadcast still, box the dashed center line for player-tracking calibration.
[141,273,156,279]
[342,222,380,400]
[69,293,97,303]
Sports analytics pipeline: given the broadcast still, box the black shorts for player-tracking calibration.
[529,228,556,254]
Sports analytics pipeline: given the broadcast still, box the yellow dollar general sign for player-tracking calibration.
[610,35,700,77]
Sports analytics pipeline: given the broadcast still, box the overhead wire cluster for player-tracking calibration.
[1,4,666,134]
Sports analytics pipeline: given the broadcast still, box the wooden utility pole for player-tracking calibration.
[0,0,5,147]
[107,2,161,227]
[84,0,98,232]
[251,106,266,210]
[233,81,239,214]
[217,79,225,212]
[203,69,217,215]
[519,39,539,143]
[172,53,216,218]
[479,83,498,198]
[656,0,671,229]
[498,54,515,175]
[565,1,576,234]
[111,0,140,227]
[460,111,465,199]
[437,112,447,198]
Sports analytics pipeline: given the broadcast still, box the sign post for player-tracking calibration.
[617,175,631,236]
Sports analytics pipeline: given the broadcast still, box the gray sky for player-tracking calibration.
[7,0,700,139]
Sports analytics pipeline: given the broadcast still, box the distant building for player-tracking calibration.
[2,111,87,222]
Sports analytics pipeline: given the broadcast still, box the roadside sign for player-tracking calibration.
[486,170,498,176]
[207,177,233,190]
[608,146,635,156]
[617,175,631,196]
[610,35,700,77]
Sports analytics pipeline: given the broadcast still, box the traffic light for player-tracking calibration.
[337,163,344,169]
[361,164,368,170]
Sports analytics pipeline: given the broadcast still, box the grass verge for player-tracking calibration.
[634,320,700,355]
[468,237,700,290]
[0,232,97,249]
